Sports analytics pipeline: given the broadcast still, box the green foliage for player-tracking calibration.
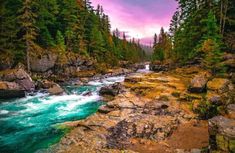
[0,0,146,69]
[195,100,219,119]
[168,0,235,64]
[197,11,224,74]
[152,27,171,62]
[56,30,65,53]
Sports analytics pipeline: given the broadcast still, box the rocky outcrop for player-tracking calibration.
[0,68,35,91]
[0,68,34,99]
[30,53,58,72]
[0,81,25,99]
[206,78,234,105]
[209,116,235,152]
[99,83,122,97]
[55,66,213,153]
[188,74,208,93]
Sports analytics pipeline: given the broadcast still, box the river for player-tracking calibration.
[0,75,125,153]
[0,66,150,153]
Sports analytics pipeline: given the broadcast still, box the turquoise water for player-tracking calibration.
[0,76,125,153]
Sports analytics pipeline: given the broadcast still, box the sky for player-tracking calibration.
[91,0,178,45]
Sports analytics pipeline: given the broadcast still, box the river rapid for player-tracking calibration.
[0,66,150,153]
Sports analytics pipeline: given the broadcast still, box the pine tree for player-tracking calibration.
[19,0,38,72]
[153,33,158,47]
[56,30,66,53]
[199,11,223,74]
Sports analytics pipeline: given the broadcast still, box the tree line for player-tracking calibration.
[0,0,146,71]
[152,0,235,73]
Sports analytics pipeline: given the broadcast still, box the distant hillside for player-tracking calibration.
[141,45,153,56]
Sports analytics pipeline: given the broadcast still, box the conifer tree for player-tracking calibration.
[19,0,38,72]
[199,11,223,74]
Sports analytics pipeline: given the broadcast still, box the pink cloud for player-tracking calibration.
[91,0,178,45]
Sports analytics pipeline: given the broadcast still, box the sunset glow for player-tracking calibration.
[91,0,178,44]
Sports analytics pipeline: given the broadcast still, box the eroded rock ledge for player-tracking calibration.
[54,66,218,153]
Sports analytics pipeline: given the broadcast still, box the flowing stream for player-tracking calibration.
[0,76,125,153]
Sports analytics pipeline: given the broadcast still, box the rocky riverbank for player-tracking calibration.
[0,61,146,99]
[52,64,234,153]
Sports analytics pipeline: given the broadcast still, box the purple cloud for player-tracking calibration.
[91,0,178,45]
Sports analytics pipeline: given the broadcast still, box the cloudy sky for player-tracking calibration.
[91,0,178,45]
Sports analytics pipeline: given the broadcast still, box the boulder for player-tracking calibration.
[209,116,235,152]
[206,91,222,105]
[30,53,57,72]
[99,83,122,97]
[41,80,57,89]
[48,84,64,95]
[0,81,25,99]
[150,63,169,72]
[188,74,208,93]
[1,69,35,91]
[207,78,230,94]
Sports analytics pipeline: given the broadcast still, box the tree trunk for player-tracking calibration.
[220,0,223,34]
[222,0,228,36]
[26,41,30,73]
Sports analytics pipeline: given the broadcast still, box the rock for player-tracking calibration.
[0,81,25,99]
[206,91,222,105]
[150,63,169,72]
[41,80,56,89]
[223,53,235,61]
[188,74,208,93]
[99,83,122,97]
[207,78,230,93]
[1,68,35,91]
[124,75,143,83]
[227,104,235,119]
[209,116,235,152]
[0,90,25,99]
[30,53,57,72]
[222,59,235,72]
[106,115,178,149]
[48,84,64,95]
[98,105,114,114]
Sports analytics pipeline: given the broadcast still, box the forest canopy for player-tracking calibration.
[0,0,146,71]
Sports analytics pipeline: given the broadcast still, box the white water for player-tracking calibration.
[0,75,125,153]
[137,64,151,73]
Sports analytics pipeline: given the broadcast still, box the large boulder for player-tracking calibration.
[209,116,235,152]
[0,81,25,99]
[99,83,122,97]
[30,54,57,72]
[188,74,208,93]
[1,69,35,91]
[48,84,64,95]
